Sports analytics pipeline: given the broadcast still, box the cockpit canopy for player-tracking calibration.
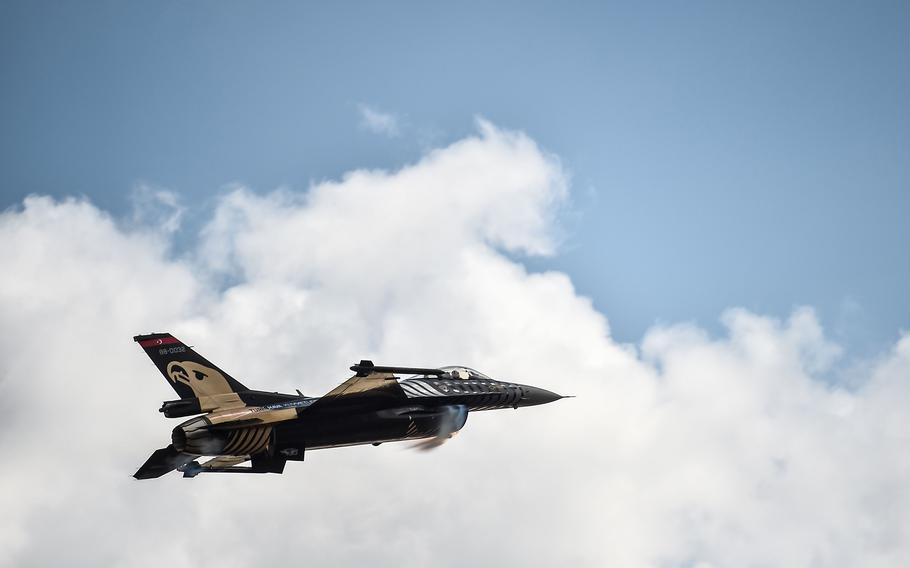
[404,366,491,381]
[437,366,492,381]
[403,366,493,381]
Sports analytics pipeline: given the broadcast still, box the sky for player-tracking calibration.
[3,1,909,352]
[1,2,909,567]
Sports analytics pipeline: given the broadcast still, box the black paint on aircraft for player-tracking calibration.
[132,333,567,478]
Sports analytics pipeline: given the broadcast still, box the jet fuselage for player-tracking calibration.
[132,333,565,478]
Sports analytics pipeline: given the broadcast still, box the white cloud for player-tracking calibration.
[357,103,400,137]
[1,122,908,567]
[129,183,184,234]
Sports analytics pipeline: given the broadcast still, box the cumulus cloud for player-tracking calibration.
[1,123,908,567]
[357,103,400,137]
[129,183,184,234]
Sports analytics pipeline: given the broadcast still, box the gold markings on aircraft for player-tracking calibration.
[223,426,272,455]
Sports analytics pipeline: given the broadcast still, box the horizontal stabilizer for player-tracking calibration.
[134,445,195,480]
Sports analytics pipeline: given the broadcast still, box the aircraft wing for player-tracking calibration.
[306,360,401,409]
[320,372,395,397]
[306,360,446,411]
[304,373,392,411]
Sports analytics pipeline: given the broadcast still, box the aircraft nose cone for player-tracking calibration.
[519,385,563,407]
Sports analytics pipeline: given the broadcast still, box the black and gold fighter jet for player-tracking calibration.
[133,333,567,478]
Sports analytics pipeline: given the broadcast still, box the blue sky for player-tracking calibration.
[2,1,908,353]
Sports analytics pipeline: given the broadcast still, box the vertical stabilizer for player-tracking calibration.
[133,333,249,409]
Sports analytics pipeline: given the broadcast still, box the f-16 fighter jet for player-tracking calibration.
[133,333,567,478]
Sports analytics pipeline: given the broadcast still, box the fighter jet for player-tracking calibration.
[133,333,567,478]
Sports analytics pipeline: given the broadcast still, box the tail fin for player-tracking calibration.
[133,333,249,402]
